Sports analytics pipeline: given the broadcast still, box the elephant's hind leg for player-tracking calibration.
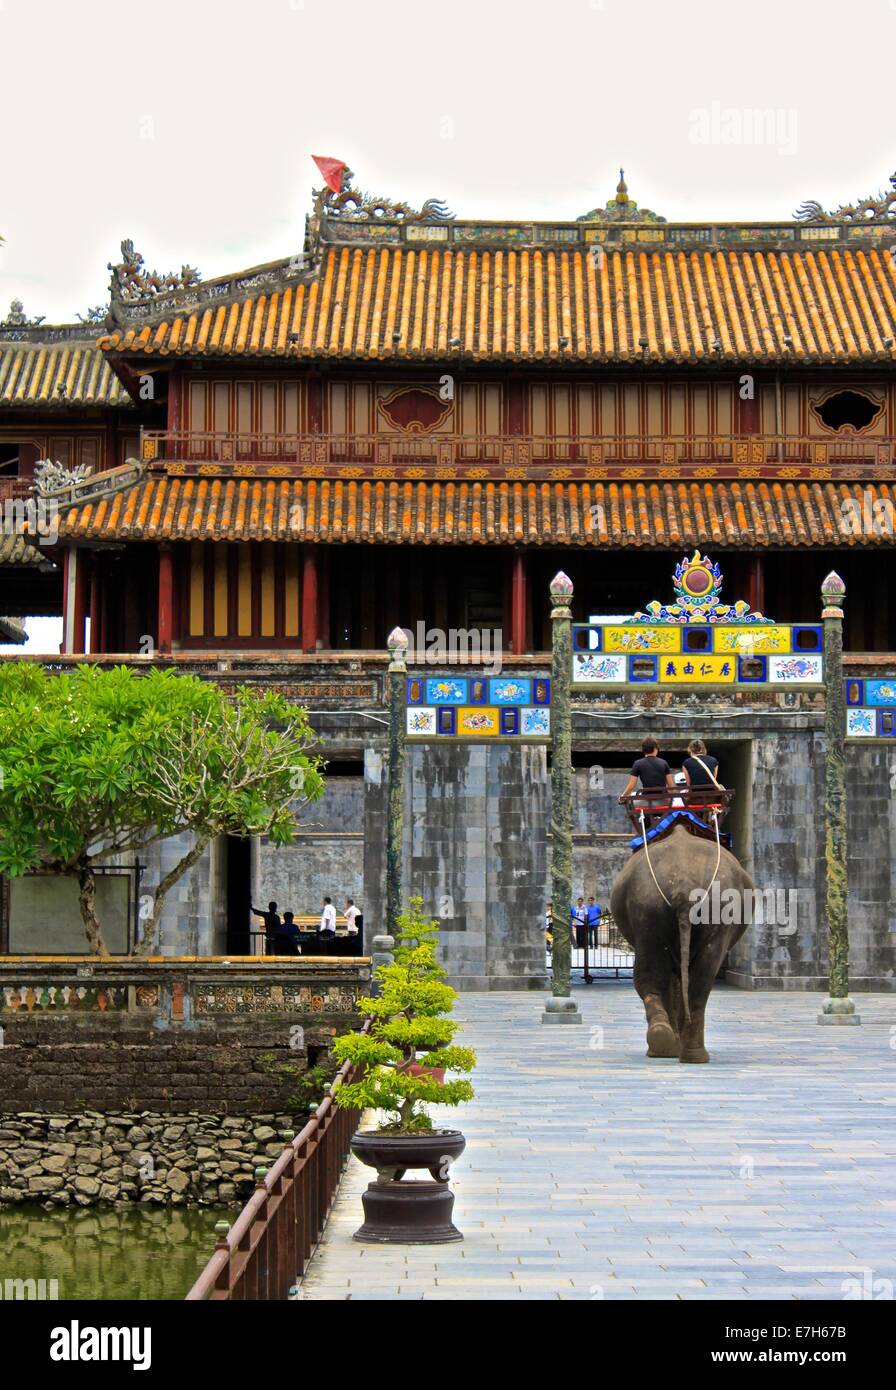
[634,955,679,1058]
[679,1005,710,1064]
[679,933,730,1063]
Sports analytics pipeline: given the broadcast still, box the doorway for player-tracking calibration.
[225,835,252,955]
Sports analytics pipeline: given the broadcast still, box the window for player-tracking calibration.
[812,390,882,433]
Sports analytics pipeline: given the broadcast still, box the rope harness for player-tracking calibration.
[638,808,722,913]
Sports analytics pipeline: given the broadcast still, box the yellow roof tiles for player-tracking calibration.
[0,342,130,406]
[55,476,896,549]
[96,245,896,364]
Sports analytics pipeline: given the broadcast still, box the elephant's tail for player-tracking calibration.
[677,906,692,1025]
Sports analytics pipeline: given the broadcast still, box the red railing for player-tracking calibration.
[185,1041,366,1301]
[140,430,896,470]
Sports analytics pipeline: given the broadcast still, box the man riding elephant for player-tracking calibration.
[610,822,753,1063]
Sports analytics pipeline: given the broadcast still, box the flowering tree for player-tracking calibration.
[0,663,323,955]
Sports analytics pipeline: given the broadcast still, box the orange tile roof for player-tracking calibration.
[0,533,52,567]
[97,245,896,365]
[56,477,896,548]
[0,342,130,406]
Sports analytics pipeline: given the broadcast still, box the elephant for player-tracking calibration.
[609,823,754,1063]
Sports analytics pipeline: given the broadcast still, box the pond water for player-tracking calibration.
[0,1204,238,1301]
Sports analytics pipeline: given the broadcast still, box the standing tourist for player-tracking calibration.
[251,900,281,953]
[319,896,337,937]
[586,896,601,949]
[571,897,587,950]
[343,898,361,935]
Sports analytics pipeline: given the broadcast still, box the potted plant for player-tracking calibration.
[332,897,476,1243]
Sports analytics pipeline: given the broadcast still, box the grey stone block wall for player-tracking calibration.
[726,732,826,990]
[257,779,365,920]
[570,767,635,907]
[122,833,219,957]
[844,745,896,989]
[363,742,550,991]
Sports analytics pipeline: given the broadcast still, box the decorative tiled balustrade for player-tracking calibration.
[0,957,369,1026]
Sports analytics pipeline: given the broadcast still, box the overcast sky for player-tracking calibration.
[2,0,895,323]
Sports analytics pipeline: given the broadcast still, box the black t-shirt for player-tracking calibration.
[683,754,718,786]
[631,755,670,788]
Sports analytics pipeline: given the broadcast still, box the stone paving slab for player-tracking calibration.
[299,986,896,1301]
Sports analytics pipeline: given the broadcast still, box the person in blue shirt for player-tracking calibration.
[586,897,602,948]
[272,910,301,956]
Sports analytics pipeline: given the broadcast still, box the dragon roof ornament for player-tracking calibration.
[795,171,896,224]
[632,551,773,625]
[106,240,201,323]
[577,168,666,224]
[312,164,453,223]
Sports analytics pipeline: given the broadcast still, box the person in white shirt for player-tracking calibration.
[343,899,361,935]
[319,897,336,935]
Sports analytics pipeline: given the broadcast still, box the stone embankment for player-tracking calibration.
[0,1111,302,1207]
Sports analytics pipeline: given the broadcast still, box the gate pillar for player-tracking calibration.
[818,572,860,1025]
[386,626,408,941]
[542,572,582,1025]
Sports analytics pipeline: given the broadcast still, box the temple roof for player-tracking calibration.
[0,533,51,567]
[54,476,896,549]
[0,334,132,407]
[96,239,896,366]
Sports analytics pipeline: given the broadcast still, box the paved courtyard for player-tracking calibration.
[299,986,896,1300]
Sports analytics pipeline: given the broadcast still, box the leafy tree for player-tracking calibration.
[333,897,476,1133]
[0,662,323,955]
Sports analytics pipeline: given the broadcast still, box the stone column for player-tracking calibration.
[542,572,581,1025]
[385,626,408,939]
[818,571,859,1025]
[369,929,395,997]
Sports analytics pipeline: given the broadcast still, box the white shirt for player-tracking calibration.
[344,905,361,935]
[320,903,336,934]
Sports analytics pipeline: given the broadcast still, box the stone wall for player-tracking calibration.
[257,776,365,920]
[391,742,549,990]
[0,1111,299,1208]
[0,959,368,1113]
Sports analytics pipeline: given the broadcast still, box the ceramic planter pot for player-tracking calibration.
[350,1130,466,1244]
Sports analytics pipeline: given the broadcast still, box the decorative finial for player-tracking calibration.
[821,571,846,615]
[387,625,409,670]
[577,170,665,225]
[550,571,574,618]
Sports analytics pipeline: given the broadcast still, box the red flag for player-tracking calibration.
[312,155,347,194]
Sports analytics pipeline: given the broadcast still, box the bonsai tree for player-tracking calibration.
[333,898,475,1133]
[0,662,323,955]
